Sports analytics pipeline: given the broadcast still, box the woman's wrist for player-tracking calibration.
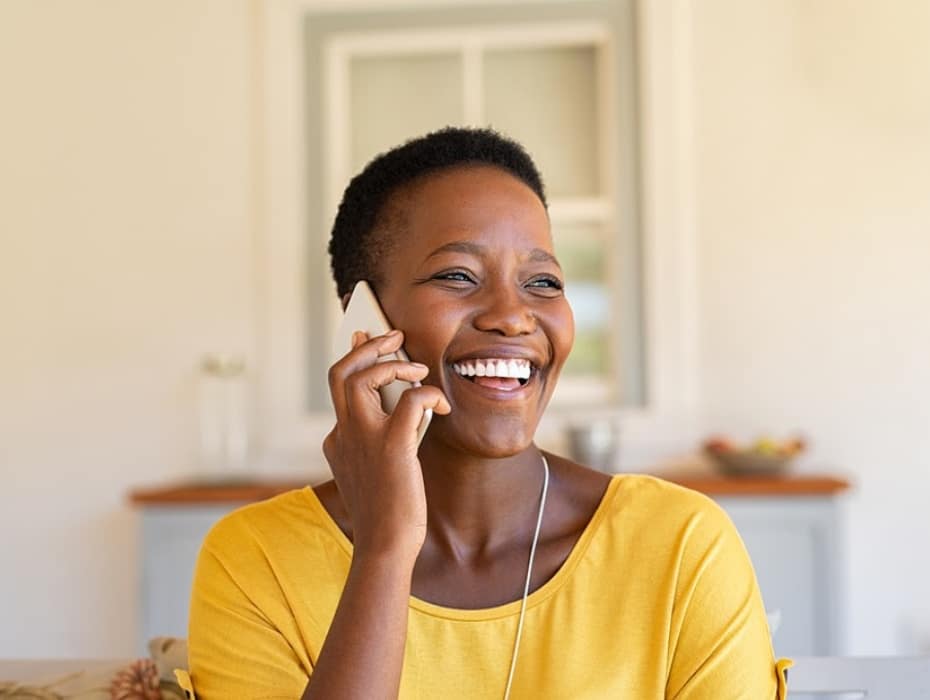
[350,542,420,579]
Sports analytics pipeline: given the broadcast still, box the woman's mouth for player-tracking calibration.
[451,358,535,392]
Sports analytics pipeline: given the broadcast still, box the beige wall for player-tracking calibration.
[1,0,928,658]
[0,1,255,655]
[693,0,930,652]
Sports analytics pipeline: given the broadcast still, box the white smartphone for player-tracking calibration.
[333,280,433,445]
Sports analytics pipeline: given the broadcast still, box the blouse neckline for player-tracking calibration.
[301,474,624,621]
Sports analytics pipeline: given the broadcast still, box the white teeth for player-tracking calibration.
[453,358,533,379]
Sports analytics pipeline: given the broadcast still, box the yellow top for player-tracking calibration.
[185,474,790,699]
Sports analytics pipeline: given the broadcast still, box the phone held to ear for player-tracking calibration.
[334,280,433,446]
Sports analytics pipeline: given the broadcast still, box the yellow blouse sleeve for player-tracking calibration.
[776,658,793,699]
[187,536,312,699]
[173,668,195,699]
[665,498,785,699]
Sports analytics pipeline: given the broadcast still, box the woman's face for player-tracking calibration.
[375,165,574,458]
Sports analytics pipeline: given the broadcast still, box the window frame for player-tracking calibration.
[322,20,619,405]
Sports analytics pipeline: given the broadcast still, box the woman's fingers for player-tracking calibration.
[328,330,404,418]
[344,360,430,421]
[386,385,451,447]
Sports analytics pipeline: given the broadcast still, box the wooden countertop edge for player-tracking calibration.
[662,474,851,496]
[129,482,310,505]
[129,473,851,505]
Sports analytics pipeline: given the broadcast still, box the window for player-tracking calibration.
[303,1,644,412]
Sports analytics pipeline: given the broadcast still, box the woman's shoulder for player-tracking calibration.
[613,472,721,510]
[598,472,738,547]
[544,455,728,537]
[547,453,718,515]
[200,485,332,559]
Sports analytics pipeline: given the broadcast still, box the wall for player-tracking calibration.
[0,1,255,655]
[692,0,930,653]
[2,0,928,659]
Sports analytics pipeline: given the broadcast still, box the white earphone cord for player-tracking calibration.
[503,454,550,700]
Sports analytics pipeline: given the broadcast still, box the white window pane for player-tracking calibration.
[350,53,464,172]
[483,46,600,198]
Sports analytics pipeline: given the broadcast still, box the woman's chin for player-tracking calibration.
[421,416,538,460]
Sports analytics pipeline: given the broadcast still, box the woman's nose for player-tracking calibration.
[472,287,537,336]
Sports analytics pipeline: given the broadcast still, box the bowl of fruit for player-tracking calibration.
[703,435,806,477]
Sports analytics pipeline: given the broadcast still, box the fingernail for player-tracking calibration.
[385,329,402,338]
[411,362,428,369]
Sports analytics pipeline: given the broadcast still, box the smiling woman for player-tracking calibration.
[185,128,789,699]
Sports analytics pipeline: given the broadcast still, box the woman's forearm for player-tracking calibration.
[302,549,415,699]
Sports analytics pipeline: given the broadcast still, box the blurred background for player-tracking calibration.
[1,0,929,666]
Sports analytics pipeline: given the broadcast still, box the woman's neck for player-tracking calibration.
[416,442,548,562]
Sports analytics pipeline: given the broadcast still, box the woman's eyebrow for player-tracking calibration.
[527,248,561,268]
[424,240,483,260]
[424,241,561,268]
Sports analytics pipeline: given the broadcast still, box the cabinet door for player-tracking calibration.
[717,497,843,656]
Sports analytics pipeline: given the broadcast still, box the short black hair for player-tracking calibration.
[328,126,547,300]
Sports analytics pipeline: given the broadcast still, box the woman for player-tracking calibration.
[186,128,789,699]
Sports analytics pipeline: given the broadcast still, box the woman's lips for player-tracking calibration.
[472,376,522,391]
[449,365,538,399]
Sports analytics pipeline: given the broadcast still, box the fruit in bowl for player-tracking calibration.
[703,435,805,477]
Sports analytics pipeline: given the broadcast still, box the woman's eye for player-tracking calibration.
[527,276,564,291]
[433,271,475,283]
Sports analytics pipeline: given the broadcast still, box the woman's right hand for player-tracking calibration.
[323,330,451,564]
